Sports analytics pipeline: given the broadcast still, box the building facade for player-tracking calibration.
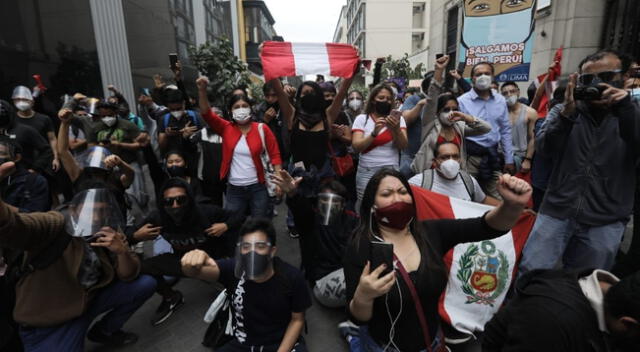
[338,0,430,84]
[0,0,239,111]
[426,0,640,90]
[242,0,281,76]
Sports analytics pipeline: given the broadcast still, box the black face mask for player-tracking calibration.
[167,165,187,177]
[266,102,279,110]
[300,94,324,114]
[324,99,333,109]
[165,206,188,224]
[241,251,271,279]
[374,100,392,116]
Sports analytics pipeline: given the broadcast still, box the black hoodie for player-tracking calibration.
[140,178,244,255]
[0,100,52,173]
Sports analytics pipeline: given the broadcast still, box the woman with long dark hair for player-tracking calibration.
[344,168,531,351]
[196,76,282,218]
[351,84,409,211]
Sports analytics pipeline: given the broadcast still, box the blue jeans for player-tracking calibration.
[519,213,626,275]
[225,182,270,218]
[349,326,435,352]
[19,275,156,352]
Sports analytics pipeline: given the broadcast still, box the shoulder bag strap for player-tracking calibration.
[393,254,440,352]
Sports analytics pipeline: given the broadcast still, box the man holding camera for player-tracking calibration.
[519,50,640,275]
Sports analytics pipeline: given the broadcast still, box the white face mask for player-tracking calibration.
[474,74,492,91]
[438,111,454,126]
[101,116,117,127]
[348,98,362,111]
[232,107,252,124]
[170,111,184,119]
[14,101,32,112]
[438,159,460,180]
[506,95,518,106]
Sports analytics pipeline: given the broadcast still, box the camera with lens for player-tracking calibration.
[573,85,606,101]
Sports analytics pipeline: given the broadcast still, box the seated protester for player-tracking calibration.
[273,170,358,308]
[192,119,225,206]
[343,168,530,351]
[148,149,204,200]
[0,100,53,174]
[412,55,491,174]
[134,178,244,326]
[483,269,640,352]
[11,85,60,173]
[409,142,500,206]
[57,108,134,217]
[0,163,156,350]
[197,77,282,218]
[157,89,202,167]
[88,100,142,166]
[181,218,312,352]
[0,139,50,212]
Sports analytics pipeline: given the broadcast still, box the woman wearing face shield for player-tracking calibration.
[411,55,491,175]
[181,218,312,352]
[343,168,531,351]
[272,170,359,308]
[197,76,282,218]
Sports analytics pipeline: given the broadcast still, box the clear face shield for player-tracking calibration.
[63,188,124,241]
[234,240,274,280]
[317,192,345,226]
[80,146,112,171]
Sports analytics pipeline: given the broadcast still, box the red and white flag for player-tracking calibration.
[260,41,360,82]
[534,46,563,118]
[411,186,536,337]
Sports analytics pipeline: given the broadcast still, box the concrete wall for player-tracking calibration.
[364,0,413,59]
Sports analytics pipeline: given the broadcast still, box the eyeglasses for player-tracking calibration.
[163,195,188,207]
[578,70,622,85]
[441,107,459,113]
[238,241,272,251]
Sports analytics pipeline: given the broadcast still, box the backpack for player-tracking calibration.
[421,169,475,200]
[162,110,202,130]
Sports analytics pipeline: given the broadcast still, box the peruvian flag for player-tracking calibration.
[411,186,536,337]
[534,47,563,118]
[260,41,360,82]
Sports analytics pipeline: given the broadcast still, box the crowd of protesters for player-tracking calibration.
[1,47,640,352]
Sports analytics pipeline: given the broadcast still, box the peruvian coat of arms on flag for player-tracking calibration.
[412,186,535,337]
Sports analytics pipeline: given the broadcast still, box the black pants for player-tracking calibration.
[217,337,307,352]
[141,253,187,298]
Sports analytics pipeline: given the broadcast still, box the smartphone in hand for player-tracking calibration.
[370,241,394,276]
[169,53,178,70]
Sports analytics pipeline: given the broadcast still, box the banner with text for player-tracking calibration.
[459,0,537,82]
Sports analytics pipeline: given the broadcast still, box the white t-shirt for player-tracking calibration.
[352,114,407,168]
[409,170,486,203]
[229,135,258,186]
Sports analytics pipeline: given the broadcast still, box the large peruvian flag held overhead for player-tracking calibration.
[260,41,360,82]
[411,186,536,337]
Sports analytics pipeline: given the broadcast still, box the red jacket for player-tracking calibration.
[201,110,282,183]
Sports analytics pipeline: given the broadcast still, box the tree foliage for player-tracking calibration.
[188,38,251,107]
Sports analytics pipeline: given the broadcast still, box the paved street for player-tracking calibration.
[86,203,349,352]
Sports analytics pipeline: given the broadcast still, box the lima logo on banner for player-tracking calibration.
[459,0,537,82]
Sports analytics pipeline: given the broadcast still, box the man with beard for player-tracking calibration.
[519,50,640,275]
[133,178,244,326]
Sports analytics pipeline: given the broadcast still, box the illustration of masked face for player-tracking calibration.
[462,0,536,56]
